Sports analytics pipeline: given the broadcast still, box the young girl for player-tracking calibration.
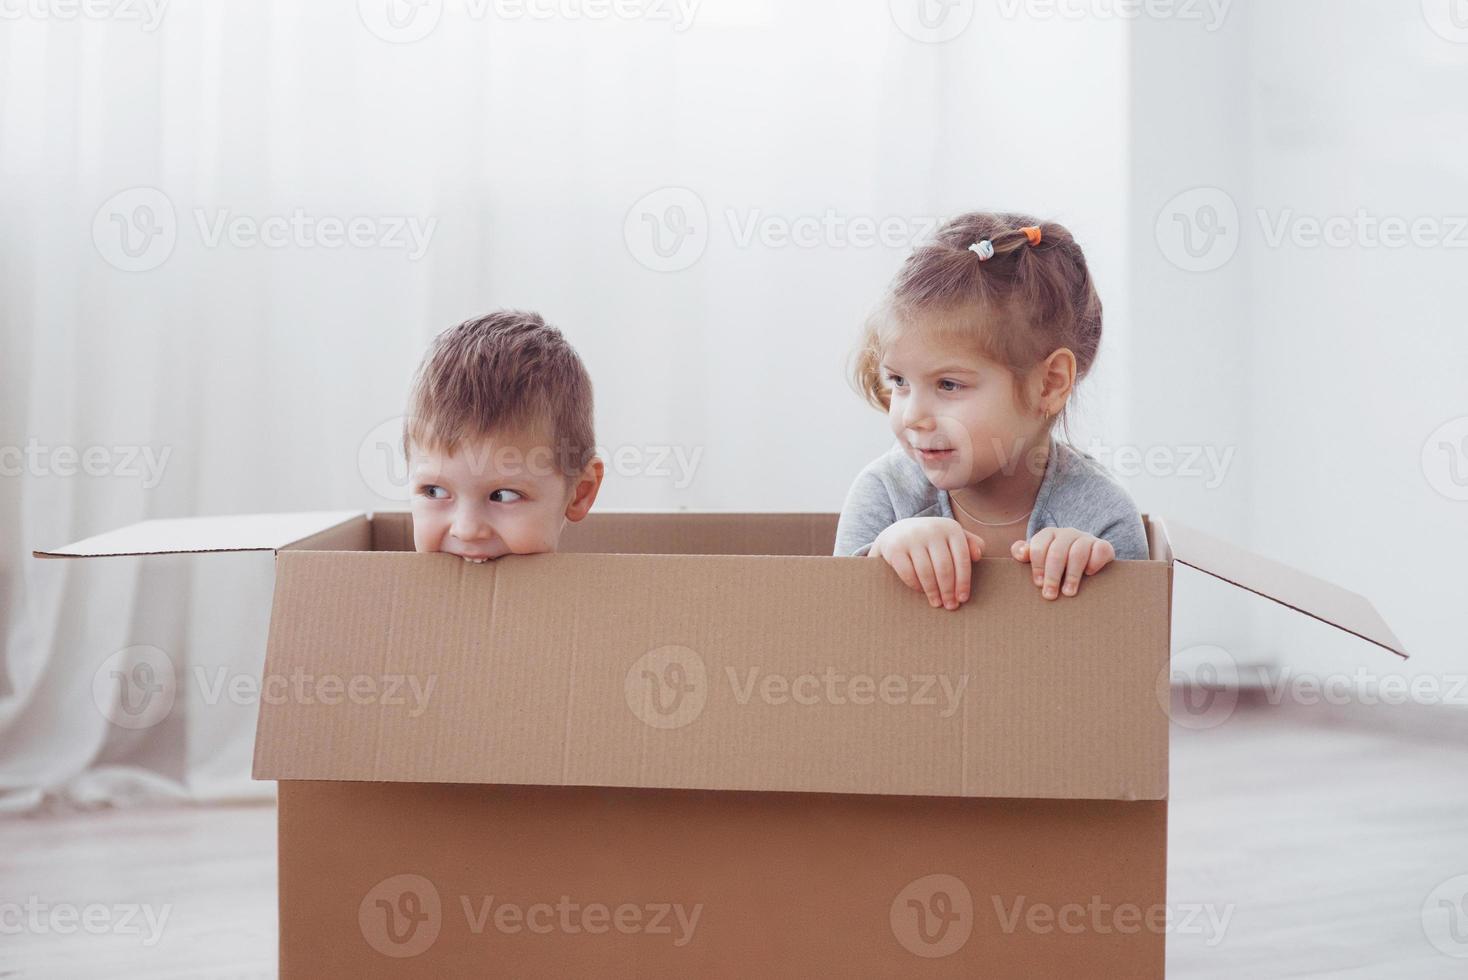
[835,211,1147,610]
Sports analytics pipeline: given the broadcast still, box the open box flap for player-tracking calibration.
[32,511,366,559]
[1159,517,1407,659]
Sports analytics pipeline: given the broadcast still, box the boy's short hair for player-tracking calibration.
[402,310,595,477]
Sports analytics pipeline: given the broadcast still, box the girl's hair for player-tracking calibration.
[851,211,1102,426]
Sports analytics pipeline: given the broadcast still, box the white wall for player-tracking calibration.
[1131,0,1468,680]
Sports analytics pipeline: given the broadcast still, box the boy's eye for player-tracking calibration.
[418,484,448,500]
[938,379,965,392]
[489,489,524,504]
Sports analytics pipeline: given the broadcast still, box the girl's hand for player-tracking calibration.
[869,517,985,611]
[1010,528,1115,600]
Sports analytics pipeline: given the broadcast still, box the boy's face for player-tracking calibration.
[408,428,603,561]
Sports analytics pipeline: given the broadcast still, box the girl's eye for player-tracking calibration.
[884,372,907,388]
[419,484,448,500]
[489,489,524,504]
[938,379,965,392]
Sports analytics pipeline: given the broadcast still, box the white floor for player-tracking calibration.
[2,697,1466,979]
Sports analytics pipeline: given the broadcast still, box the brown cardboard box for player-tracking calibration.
[36,511,1405,978]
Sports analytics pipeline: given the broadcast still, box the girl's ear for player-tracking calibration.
[564,457,605,523]
[1034,348,1077,416]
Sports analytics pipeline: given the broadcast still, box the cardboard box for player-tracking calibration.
[37,510,1405,978]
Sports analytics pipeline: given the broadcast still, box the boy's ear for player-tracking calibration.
[564,457,605,523]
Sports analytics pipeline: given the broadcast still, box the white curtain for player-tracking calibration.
[14,0,1457,816]
[0,0,1135,810]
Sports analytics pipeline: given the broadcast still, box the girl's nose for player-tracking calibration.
[902,395,934,430]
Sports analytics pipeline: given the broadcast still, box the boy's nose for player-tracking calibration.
[450,509,494,543]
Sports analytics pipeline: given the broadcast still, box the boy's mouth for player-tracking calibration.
[914,447,957,462]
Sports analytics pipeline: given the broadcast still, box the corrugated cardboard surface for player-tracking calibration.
[365,510,843,557]
[279,780,1167,979]
[253,550,1171,801]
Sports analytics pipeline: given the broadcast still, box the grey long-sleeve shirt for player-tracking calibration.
[833,440,1149,560]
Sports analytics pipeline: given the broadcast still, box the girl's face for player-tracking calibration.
[880,325,1048,492]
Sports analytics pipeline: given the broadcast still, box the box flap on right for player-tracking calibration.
[1160,518,1407,658]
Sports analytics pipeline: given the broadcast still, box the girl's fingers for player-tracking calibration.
[964,531,985,563]
[1061,536,1091,596]
[1086,538,1116,575]
[928,541,957,609]
[949,533,974,606]
[1041,532,1074,599]
[1029,528,1056,588]
[888,552,919,593]
[911,550,943,608]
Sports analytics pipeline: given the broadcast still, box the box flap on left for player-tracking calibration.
[33,511,365,559]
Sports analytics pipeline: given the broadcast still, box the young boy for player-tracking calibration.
[402,310,604,560]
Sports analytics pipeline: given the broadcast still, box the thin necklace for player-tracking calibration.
[949,490,1032,528]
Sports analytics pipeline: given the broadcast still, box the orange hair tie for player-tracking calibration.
[1021,226,1043,246]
